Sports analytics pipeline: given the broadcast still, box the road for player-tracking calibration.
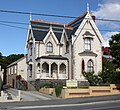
[0,94,120,110]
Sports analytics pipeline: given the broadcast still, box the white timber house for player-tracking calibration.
[26,9,104,85]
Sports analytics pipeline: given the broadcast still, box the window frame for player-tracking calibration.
[46,42,53,53]
[29,64,32,77]
[81,59,85,73]
[84,38,91,51]
[87,60,94,72]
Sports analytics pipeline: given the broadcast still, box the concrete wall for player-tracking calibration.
[39,88,55,96]
[39,84,120,99]
[0,90,20,102]
[61,84,120,98]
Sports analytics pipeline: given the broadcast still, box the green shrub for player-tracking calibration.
[55,85,63,97]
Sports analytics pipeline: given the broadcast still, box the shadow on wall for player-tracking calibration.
[115,84,120,92]
[0,76,2,90]
[16,75,28,90]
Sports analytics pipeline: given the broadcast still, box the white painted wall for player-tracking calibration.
[17,57,27,80]
[73,17,102,81]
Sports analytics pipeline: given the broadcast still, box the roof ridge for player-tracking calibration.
[32,19,66,26]
[7,56,25,67]
[31,20,73,30]
[31,19,73,30]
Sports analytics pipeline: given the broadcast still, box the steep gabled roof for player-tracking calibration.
[71,12,104,44]
[68,12,87,34]
[30,20,73,42]
[7,56,26,68]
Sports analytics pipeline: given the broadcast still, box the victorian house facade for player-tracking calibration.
[26,10,104,84]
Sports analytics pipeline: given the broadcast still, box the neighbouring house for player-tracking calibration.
[26,9,104,86]
[102,46,112,62]
[6,56,28,89]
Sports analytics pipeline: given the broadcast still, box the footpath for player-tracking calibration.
[6,88,58,101]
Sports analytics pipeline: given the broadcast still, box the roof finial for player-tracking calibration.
[87,3,89,13]
[30,12,32,21]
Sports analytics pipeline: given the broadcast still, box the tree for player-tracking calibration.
[0,53,24,85]
[99,61,116,85]
[83,72,102,86]
[109,33,120,68]
[83,61,120,86]
[5,54,24,66]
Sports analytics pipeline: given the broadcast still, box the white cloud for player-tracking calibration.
[102,32,119,47]
[93,0,120,47]
[93,1,120,29]
[102,0,120,4]
[95,3,120,19]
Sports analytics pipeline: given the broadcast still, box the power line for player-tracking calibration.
[0,21,119,33]
[0,10,119,32]
[0,9,76,18]
[0,20,28,25]
[0,22,27,30]
[0,9,120,22]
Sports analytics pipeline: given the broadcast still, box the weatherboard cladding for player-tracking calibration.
[31,21,73,41]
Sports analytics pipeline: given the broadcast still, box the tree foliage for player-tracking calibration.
[83,72,102,86]
[0,53,24,69]
[84,61,120,86]
[99,61,116,84]
[0,53,24,84]
[109,33,120,68]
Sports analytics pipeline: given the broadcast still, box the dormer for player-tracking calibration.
[83,31,94,39]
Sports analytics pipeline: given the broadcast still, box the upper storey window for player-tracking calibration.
[83,31,94,51]
[84,38,91,51]
[46,42,53,53]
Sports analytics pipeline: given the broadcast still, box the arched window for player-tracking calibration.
[46,42,53,53]
[51,63,57,77]
[84,38,91,50]
[81,59,85,73]
[37,63,40,68]
[29,64,32,77]
[42,62,49,73]
[87,60,94,72]
[60,63,66,74]
[37,63,40,71]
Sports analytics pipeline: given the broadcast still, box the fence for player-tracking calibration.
[60,84,120,98]
[39,84,120,98]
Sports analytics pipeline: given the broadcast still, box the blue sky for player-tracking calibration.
[0,0,119,56]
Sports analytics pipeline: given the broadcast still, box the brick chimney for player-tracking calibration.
[91,12,96,22]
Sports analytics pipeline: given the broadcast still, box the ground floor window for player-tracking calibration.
[81,59,85,73]
[60,63,66,74]
[42,62,49,73]
[87,59,94,72]
[29,64,32,77]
